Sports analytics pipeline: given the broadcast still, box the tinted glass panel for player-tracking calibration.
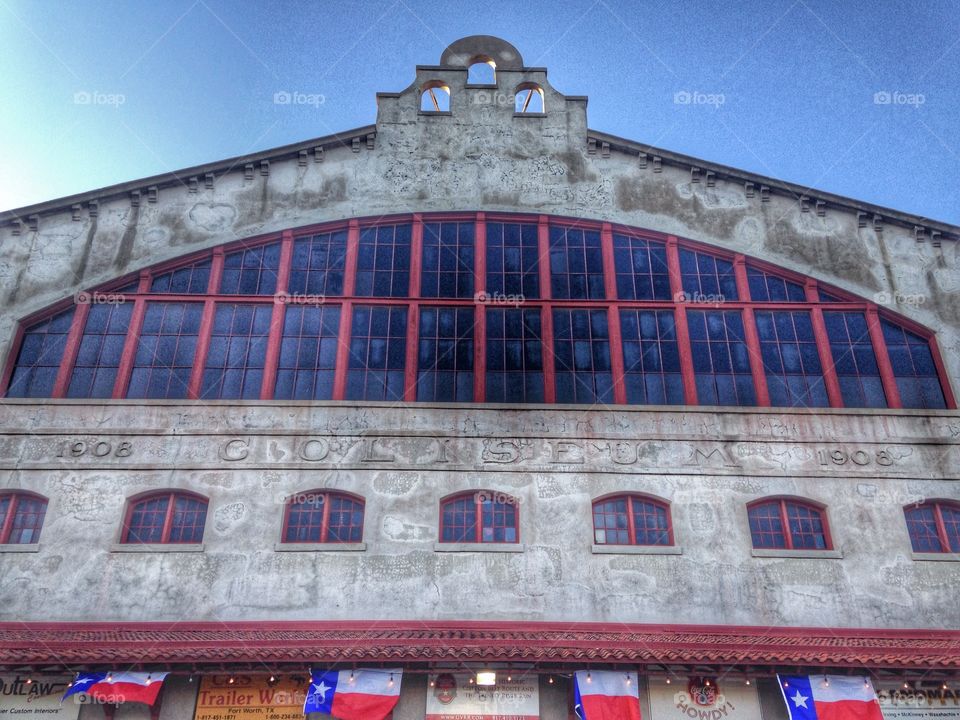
[220,243,281,295]
[881,320,946,409]
[125,495,170,543]
[289,231,347,298]
[346,306,407,401]
[756,310,828,407]
[679,249,738,301]
[128,303,202,399]
[552,309,613,404]
[549,225,604,299]
[748,502,786,549]
[275,305,340,400]
[169,495,207,543]
[441,496,478,542]
[150,259,211,294]
[687,310,755,406]
[747,268,806,302]
[67,302,133,398]
[200,304,272,400]
[354,224,411,297]
[5,496,47,544]
[421,222,474,298]
[486,222,539,299]
[613,234,671,300]
[620,309,683,405]
[6,309,74,398]
[485,308,544,403]
[417,307,474,402]
[823,311,886,408]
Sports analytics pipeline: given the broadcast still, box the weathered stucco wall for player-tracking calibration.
[0,401,957,629]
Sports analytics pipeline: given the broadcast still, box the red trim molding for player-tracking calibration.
[1,621,958,670]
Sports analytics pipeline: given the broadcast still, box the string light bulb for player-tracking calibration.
[666,677,672,685]
[625,674,632,686]
[548,676,554,684]
[145,674,152,686]
[745,679,752,686]
[823,677,830,688]
[349,671,355,684]
[24,678,33,686]
[388,673,394,687]
[228,676,235,685]
[587,672,592,683]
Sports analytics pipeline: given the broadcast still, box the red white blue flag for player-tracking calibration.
[574,670,641,720]
[61,671,168,706]
[303,668,401,720]
[778,675,884,720]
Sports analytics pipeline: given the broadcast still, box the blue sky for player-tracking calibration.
[1,0,958,223]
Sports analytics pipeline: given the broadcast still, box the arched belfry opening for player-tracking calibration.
[440,35,524,70]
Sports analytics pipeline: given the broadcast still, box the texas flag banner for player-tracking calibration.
[61,671,168,706]
[778,675,884,720]
[303,668,402,720]
[574,670,641,720]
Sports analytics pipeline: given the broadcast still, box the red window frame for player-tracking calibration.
[904,500,960,553]
[0,491,48,544]
[280,490,365,544]
[747,497,833,550]
[120,490,208,545]
[1,212,954,411]
[439,490,520,544]
[592,493,674,546]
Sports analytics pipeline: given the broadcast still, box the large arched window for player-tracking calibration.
[420,82,450,112]
[467,57,496,85]
[282,490,364,543]
[592,494,673,546]
[515,83,544,113]
[0,492,47,544]
[747,498,831,550]
[121,491,208,544]
[3,213,954,411]
[904,500,960,553]
[440,491,519,543]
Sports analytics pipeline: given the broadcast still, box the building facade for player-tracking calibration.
[0,35,958,720]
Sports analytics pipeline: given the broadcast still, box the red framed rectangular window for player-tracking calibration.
[440,492,518,543]
[122,492,207,544]
[5,309,74,398]
[593,495,672,546]
[485,222,540,299]
[416,306,475,401]
[748,499,830,550]
[905,502,960,553]
[746,267,806,302]
[67,302,133,398]
[0,493,48,545]
[552,309,613,404]
[755,310,829,407]
[355,224,411,297]
[881,320,947,409]
[220,243,281,295]
[346,305,407,400]
[619,309,684,404]
[289,231,347,297]
[612,234,671,300]
[687,309,755,406]
[127,303,203,399]
[283,491,364,543]
[275,305,341,400]
[485,308,544,403]
[823,311,887,408]
[200,304,272,399]
[150,259,211,294]
[549,225,604,300]
[679,249,738,301]
[421,222,475,298]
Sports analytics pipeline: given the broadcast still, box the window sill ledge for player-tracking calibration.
[514,112,547,118]
[592,544,682,555]
[418,110,452,117]
[911,552,960,562]
[434,542,524,553]
[751,548,842,559]
[274,542,366,552]
[0,544,40,553]
[110,543,205,553]
[465,83,498,89]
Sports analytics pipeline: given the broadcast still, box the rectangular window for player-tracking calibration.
[619,309,684,404]
[128,303,203,398]
[823,311,886,408]
[485,308,544,403]
[220,243,281,295]
[346,306,407,400]
[354,224,411,297]
[549,225,604,299]
[67,302,133,398]
[755,310,828,407]
[613,234,671,300]
[747,268,806,302]
[552,309,613,403]
[275,305,341,400]
[687,309,755,406]
[6,309,75,398]
[200,304,273,399]
[679,249,738,301]
[417,307,474,401]
[289,231,347,297]
[421,222,474,298]
[485,222,539,299]
[881,320,947,409]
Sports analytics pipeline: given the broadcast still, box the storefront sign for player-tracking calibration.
[649,677,763,720]
[194,675,306,720]
[426,673,539,719]
[876,683,960,720]
[0,675,79,718]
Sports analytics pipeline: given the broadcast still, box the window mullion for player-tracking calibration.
[806,280,844,407]
[259,230,293,400]
[474,214,487,402]
[601,224,627,404]
[404,302,419,402]
[332,301,353,401]
[734,256,770,407]
[52,301,91,398]
[111,297,147,399]
[476,497,484,543]
[934,505,950,553]
[866,306,902,408]
[161,493,176,544]
[0,496,16,544]
[781,501,793,550]
[187,299,217,400]
[626,497,638,545]
[321,493,332,543]
[666,237,698,405]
